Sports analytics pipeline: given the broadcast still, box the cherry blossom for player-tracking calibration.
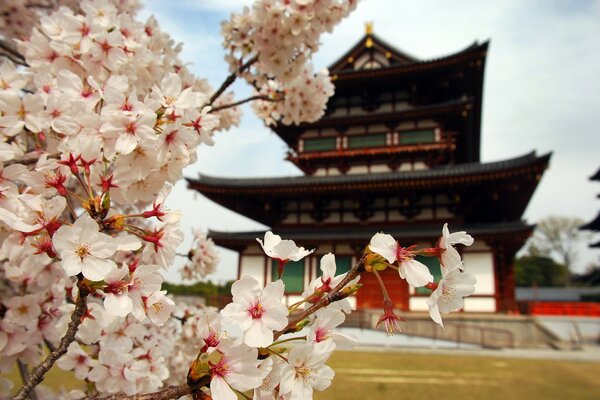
[221,275,288,347]
[257,231,314,278]
[437,223,474,273]
[279,342,336,400]
[369,232,433,287]
[52,213,118,281]
[427,268,477,328]
[209,342,267,400]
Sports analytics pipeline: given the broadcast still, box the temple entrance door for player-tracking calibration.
[357,268,409,310]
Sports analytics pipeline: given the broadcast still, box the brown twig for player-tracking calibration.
[0,40,27,66]
[85,384,192,400]
[273,256,366,341]
[209,94,280,113]
[207,54,258,106]
[85,376,211,400]
[16,361,38,400]
[12,283,89,400]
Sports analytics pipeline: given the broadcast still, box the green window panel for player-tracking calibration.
[399,129,435,145]
[273,259,305,293]
[347,134,387,149]
[414,255,441,294]
[317,255,352,277]
[303,137,337,152]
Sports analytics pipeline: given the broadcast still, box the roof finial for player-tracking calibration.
[365,21,373,35]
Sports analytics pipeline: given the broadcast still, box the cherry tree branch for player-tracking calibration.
[207,54,259,107]
[0,40,27,66]
[16,361,38,400]
[273,255,366,341]
[12,284,89,400]
[209,95,280,112]
[86,376,211,400]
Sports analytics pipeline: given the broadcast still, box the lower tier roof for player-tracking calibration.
[209,221,533,252]
[187,151,550,226]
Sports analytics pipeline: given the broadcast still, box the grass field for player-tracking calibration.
[317,349,600,400]
[4,349,600,399]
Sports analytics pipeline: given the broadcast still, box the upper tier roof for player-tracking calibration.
[327,32,488,83]
[187,151,550,194]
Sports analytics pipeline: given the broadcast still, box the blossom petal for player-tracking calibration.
[399,259,433,288]
[368,233,397,264]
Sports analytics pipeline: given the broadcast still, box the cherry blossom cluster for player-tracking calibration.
[222,0,358,126]
[55,303,175,395]
[252,63,334,125]
[368,223,477,331]
[178,234,361,400]
[179,229,220,280]
[0,0,140,61]
[222,0,358,83]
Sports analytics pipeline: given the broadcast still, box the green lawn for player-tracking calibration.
[4,349,599,399]
[317,350,600,400]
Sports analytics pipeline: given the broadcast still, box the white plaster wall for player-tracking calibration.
[240,255,265,286]
[463,297,496,312]
[314,169,327,176]
[371,210,386,222]
[463,252,495,295]
[468,241,491,251]
[342,212,360,223]
[397,122,415,130]
[409,297,429,311]
[436,208,455,219]
[348,165,368,174]
[416,119,437,128]
[413,161,427,170]
[414,208,432,220]
[370,164,390,173]
[282,214,296,224]
[299,213,313,224]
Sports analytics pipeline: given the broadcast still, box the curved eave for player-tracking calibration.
[580,212,600,232]
[187,151,551,197]
[332,41,488,84]
[208,221,533,251]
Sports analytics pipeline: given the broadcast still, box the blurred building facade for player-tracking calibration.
[188,27,550,313]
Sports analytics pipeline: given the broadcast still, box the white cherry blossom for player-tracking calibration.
[369,232,433,288]
[438,223,474,273]
[427,269,477,328]
[221,275,288,347]
[52,213,117,281]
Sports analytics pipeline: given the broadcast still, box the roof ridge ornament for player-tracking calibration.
[365,21,374,35]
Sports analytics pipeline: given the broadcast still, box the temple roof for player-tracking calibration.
[187,151,550,226]
[330,38,488,84]
[187,151,550,195]
[590,166,600,181]
[580,211,600,232]
[328,32,419,72]
[207,221,534,251]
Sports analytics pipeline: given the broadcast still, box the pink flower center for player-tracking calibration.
[314,327,330,343]
[248,301,264,319]
[210,360,229,378]
[395,244,415,263]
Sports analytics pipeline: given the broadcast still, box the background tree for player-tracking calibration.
[523,216,589,285]
[514,255,568,287]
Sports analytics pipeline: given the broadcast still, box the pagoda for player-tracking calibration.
[188,26,551,313]
[580,166,600,248]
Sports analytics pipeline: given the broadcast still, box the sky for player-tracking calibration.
[138,0,600,283]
